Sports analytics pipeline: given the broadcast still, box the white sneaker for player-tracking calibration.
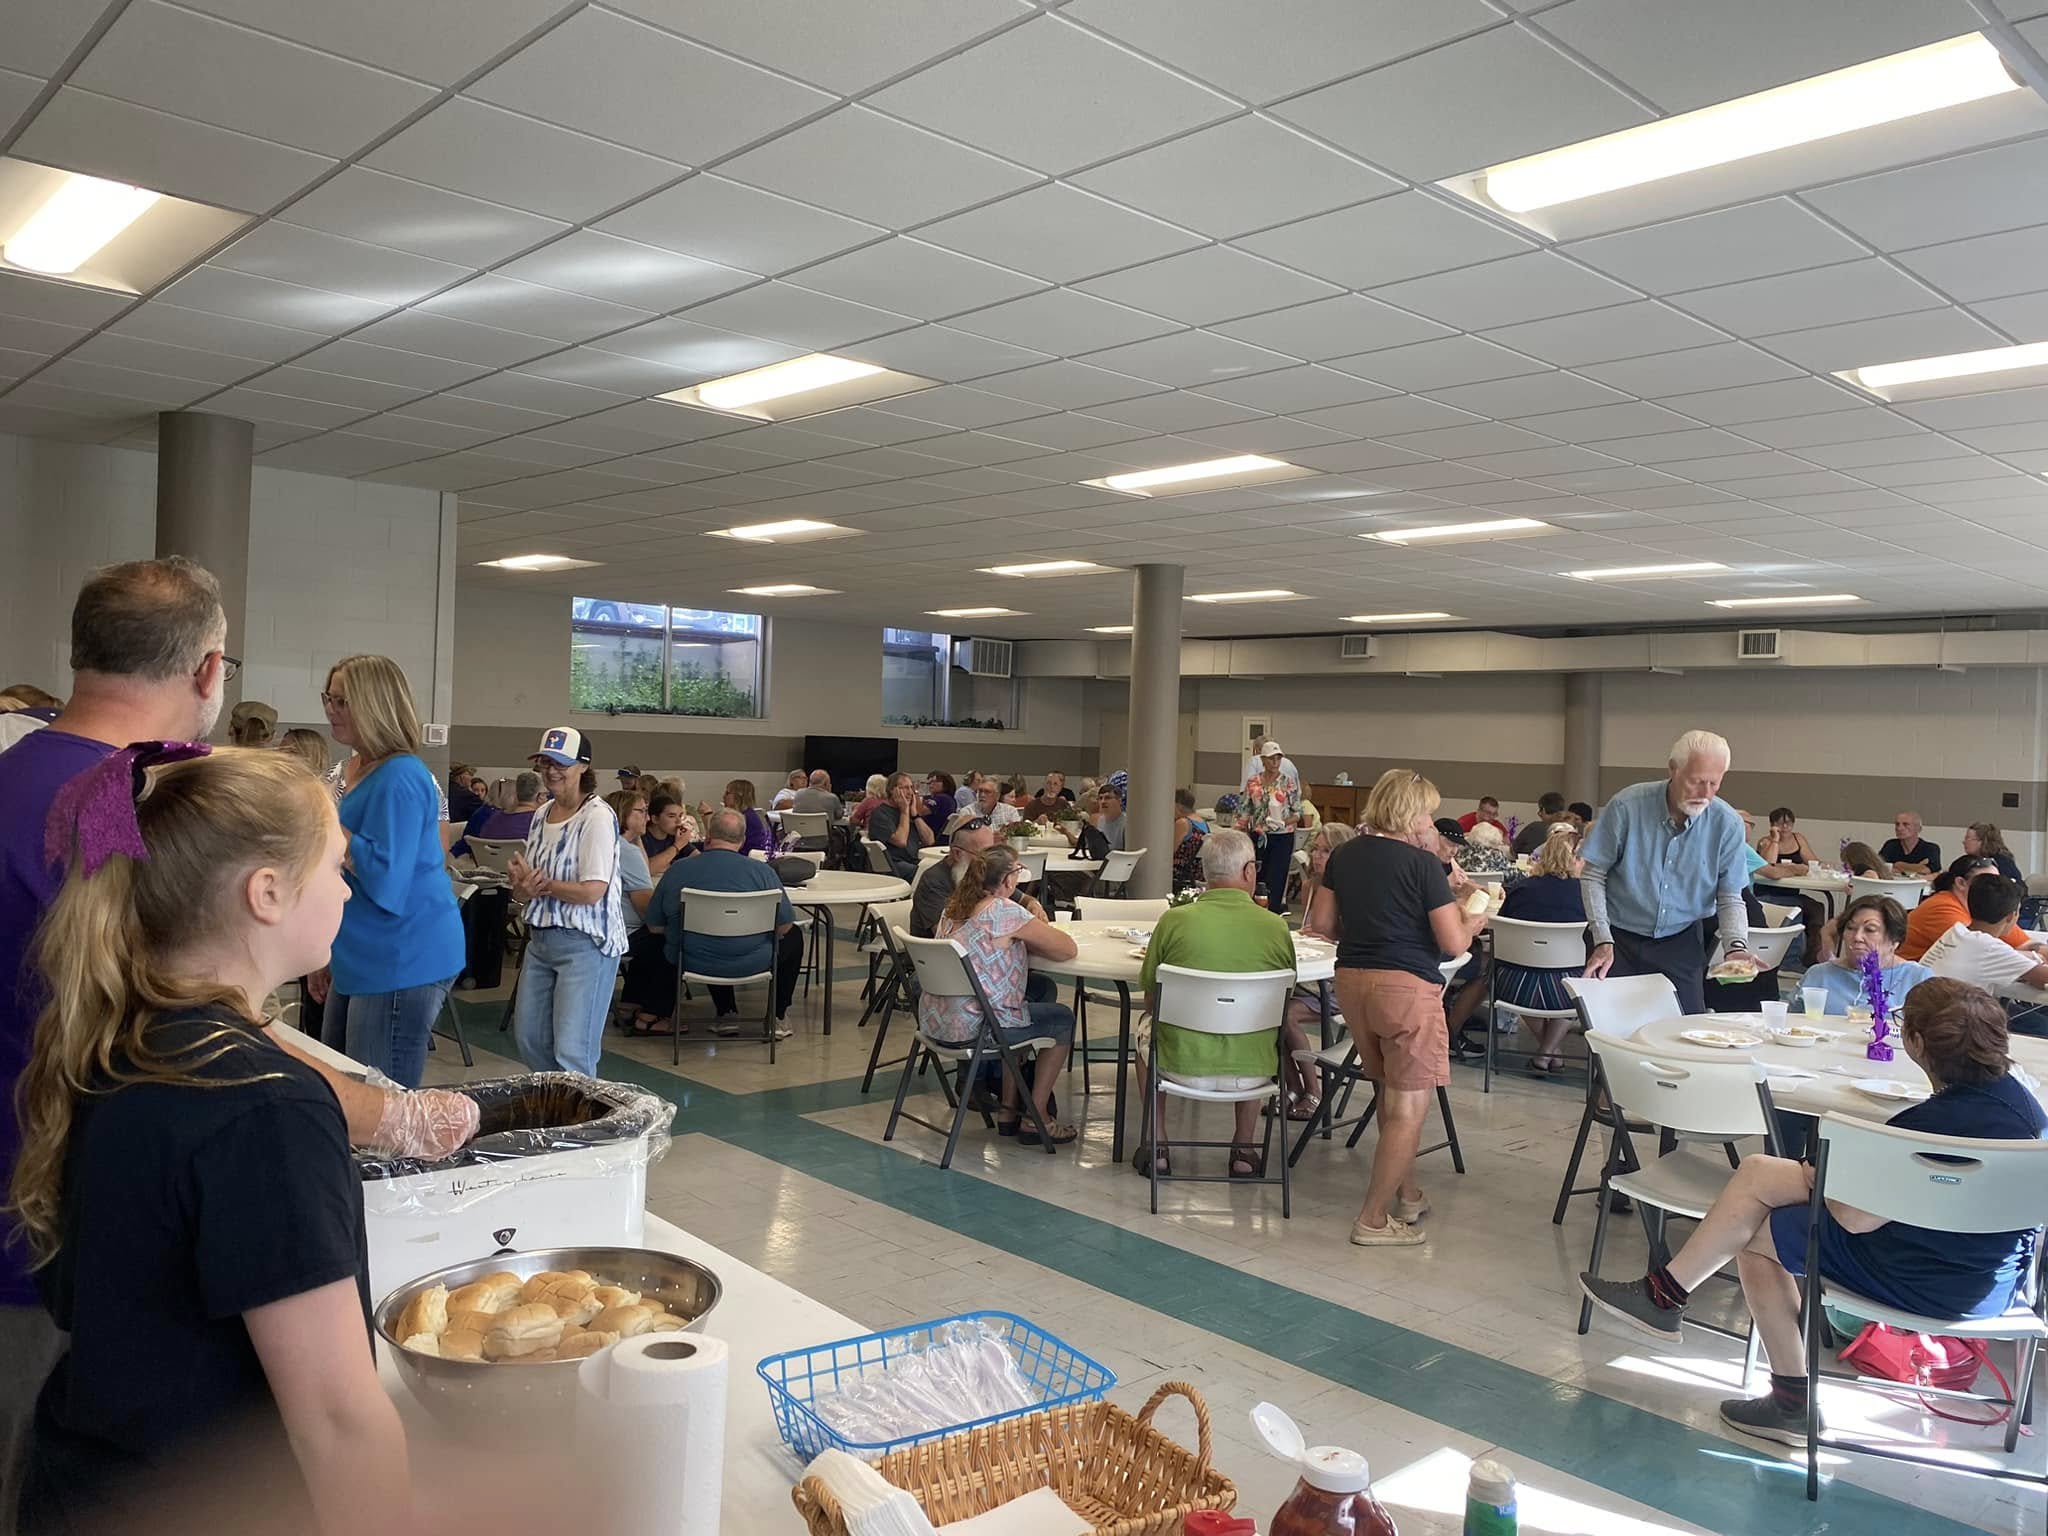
[1350,1215,1427,1248]
[1392,1194,1430,1223]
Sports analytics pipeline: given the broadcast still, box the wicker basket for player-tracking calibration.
[793,1381,1236,1536]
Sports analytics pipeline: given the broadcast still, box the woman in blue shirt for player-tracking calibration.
[1800,895,1933,1016]
[315,654,464,1086]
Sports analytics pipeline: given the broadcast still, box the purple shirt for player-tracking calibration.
[0,728,117,1306]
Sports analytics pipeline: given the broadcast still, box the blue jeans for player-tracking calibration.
[1258,831,1296,916]
[513,925,621,1077]
[322,978,455,1088]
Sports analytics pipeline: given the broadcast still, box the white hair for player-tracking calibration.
[1201,828,1256,883]
[1667,729,1731,770]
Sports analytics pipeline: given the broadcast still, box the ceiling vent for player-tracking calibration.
[1339,634,1376,660]
[1736,628,1783,661]
[960,637,1013,677]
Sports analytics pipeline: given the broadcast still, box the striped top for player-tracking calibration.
[521,795,627,958]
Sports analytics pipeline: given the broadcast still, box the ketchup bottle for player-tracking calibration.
[1252,1403,1397,1536]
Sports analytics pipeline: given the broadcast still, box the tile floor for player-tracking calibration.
[421,949,2047,1536]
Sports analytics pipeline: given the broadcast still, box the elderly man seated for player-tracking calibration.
[770,768,806,810]
[1880,810,1942,879]
[791,769,844,820]
[1131,829,1299,1179]
[974,776,1021,830]
[652,808,801,1038]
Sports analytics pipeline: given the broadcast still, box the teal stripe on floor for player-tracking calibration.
[594,1048,2016,1536]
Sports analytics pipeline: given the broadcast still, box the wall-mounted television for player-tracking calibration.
[804,735,898,794]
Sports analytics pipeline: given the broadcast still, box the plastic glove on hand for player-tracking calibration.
[370,1087,481,1160]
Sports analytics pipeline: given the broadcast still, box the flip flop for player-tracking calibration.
[1287,1092,1321,1122]
[1018,1122,1078,1147]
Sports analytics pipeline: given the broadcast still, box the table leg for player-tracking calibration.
[1111,980,1132,1164]
[821,909,836,1036]
[1318,979,1335,1049]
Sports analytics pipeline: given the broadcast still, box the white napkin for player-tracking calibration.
[805,1450,938,1536]
[940,1488,1091,1536]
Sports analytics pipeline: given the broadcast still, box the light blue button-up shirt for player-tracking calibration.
[1579,779,1752,944]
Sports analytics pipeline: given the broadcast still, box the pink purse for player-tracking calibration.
[1840,1323,2010,1424]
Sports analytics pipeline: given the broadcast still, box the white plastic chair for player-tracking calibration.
[1711,924,1799,973]
[1480,917,1588,1093]
[1798,1114,2048,1494]
[1552,973,1682,1224]
[862,838,893,876]
[781,810,830,848]
[1146,964,1296,1218]
[885,934,1059,1169]
[1849,874,1928,911]
[856,900,917,1092]
[1093,848,1145,895]
[1578,1031,1776,1356]
[1012,847,1049,886]
[673,887,785,1064]
[1758,901,1802,929]
[464,836,524,891]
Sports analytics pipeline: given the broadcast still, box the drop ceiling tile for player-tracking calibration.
[1972,290,2048,343]
[587,317,806,380]
[1083,392,1263,433]
[596,175,880,277]
[514,344,721,395]
[257,431,441,475]
[1065,0,1495,104]
[414,274,653,344]
[281,171,567,272]
[870,387,1048,432]
[843,324,1052,383]
[494,232,753,312]
[1509,401,1700,443]
[243,364,422,412]
[1080,245,1341,327]
[351,310,560,369]
[469,8,832,163]
[946,288,1180,354]
[31,359,215,409]
[1076,330,1296,388]
[613,0,1029,95]
[203,387,366,430]
[1459,444,1620,478]
[11,0,107,76]
[213,222,472,306]
[13,87,332,212]
[1763,307,2009,374]
[1381,422,1555,459]
[1892,223,2048,303]
[1798,434,1964,470]
[158,265,392,332]
[1578,342,1799,398]
[1194,365,1393,414]
[972,360,1164,409]
[1274,24,1652,181]
[1326,335,1548,393]
[0,271,129,328]
[719,106,1038,228]
[72,1,434,156]
[366,98,683,224]
[1236,192,1533,291]
[1954,420,2048,454]
[1676,259,1944,335]
[1483,302,1726,369]
[105,303,321,362]
[1662,376,1865,426]
[1598,427,1760,464]
[1372,254,1636,334]
[786,239,1046,322]
[65,332,267,386]
[989,413,1149,451]
[172,0,571,85]
[1807,137,2048,252]
[0,67,43,139]
[1210,294,1453,362]
[346,415,495,453]
[1423,371,1618,418]
[919,183,1201,284]
[680,284,915,351]
[1563,199,1866,295]
[289,339,488,392]
[1296,396,1482,437]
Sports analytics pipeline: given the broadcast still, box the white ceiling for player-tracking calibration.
[7,0,2048,636]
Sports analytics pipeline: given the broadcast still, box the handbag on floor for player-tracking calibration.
[1839,1322,2010,1424]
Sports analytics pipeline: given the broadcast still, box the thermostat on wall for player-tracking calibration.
[424,723,449,746]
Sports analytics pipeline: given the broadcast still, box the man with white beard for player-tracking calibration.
[1578,729,1759,1014]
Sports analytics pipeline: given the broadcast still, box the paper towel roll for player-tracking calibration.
[575,1333,729,1535]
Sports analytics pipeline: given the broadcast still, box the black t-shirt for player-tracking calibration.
[1324,834,1457,982]
[24,1011,370,1533]
[1878,837,1941,870]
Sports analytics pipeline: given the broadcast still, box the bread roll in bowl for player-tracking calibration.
[482,1303,566,1360]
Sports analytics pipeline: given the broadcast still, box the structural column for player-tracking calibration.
[155,411,254,728]
[1563,671,1603,811]
[1126,562,1183,899]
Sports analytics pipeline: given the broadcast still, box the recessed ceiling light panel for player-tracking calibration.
[1367,518,1549,545]
[1086,625,1133,634]
[1340,612,1458,623]
[707,519,857,543]
[1186,589,1307,604]
[1083,454,1314,497]
[732,583,840,597]
[0,158,249,293]
[1838,339,2048,402]
[477,553,602,572]
[1706,593,1863,608]
[1569,562,1727,580]
[980,560,1115,577]
[659,352,936,422]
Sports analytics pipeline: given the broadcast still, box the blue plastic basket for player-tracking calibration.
[757,1309,1115,1462]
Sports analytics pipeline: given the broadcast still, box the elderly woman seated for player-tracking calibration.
[1582,979,2047,1443]
[1495,824,1587,1073]
[1799,895,1933,1016]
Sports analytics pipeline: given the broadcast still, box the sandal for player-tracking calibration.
[1286,1091,1321,1123]
[1130,1144,1171,1177]
[995,1116,1021,1137]
[1230,1144,1265,1178]
[627,1014,678,1037]
[1017,1121,1078,1147]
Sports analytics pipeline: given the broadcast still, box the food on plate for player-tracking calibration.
[447,1271,524,1315]
[396,1284,448,1342]
[482,1303,566,1360]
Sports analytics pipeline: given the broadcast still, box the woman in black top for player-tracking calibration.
[11,745,409,1535]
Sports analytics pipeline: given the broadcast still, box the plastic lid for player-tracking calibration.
[1300,1445,1371,1494]
[1467,1458,1516,1505]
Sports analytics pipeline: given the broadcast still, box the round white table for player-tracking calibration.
[784,870,909,1035]
[1025,919,1337,1161]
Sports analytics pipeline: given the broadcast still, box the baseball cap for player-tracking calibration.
[944,810,992,841]
[532,725,593,765]
[616,764,641,781]
[1260,739,1286,757]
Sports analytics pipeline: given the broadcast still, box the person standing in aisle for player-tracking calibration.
[313,655,464,1087]
[1578,729,1759,1014]
[1243,741,1303,917]
[509,727,626,1075]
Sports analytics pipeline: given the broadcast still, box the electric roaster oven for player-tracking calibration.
[355,1072,675,1304]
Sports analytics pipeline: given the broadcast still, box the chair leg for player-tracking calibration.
[1344,1086,1381,1149]
[1437,1086,1466,1175]
[1007,1039,1054,1153]
[1553,1096,1599,1225]
[1741,1320,1762,1394]
[1287,1063,1335,1169]
[1073,978,1091,1095]
[672,968,685,1067]
[436,993,474,1068]
[763,983,779,1068]
[1148,1059,1162,1216]
[2006,1335,2039,1453]
[1804,1270,1823,1501]
[1578,1173,1615,1336]
[884,1036,922,1144]
[1483,996,1494,1095]
[860,995,898,1093]
[1723,1140,1741,1171]
[936,1040,982,1171]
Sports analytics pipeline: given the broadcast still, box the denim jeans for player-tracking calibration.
[1258,831,1296,916]
[322,978,455,1088]
[513,925,621,1077]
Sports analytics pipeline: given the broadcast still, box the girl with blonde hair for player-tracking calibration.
[1494,822,1589,1072]
[11,745,411,1533]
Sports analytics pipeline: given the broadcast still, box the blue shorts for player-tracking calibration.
[1769,1205,1922,1316]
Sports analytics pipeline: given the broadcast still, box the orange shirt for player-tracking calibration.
[1898,890,2029,962]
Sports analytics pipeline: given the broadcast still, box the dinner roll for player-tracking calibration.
[448,1272,523,1315]
[547,1292,602,1326]
[396,1284,448,1342]
[482,1303,566,1360]
[590,1302,663,1338]
[399,1333,440,1357]
[518,1269,595,1305]
[556,1329,620,1360]
[644,1312,684,1333]
[590,1285,641,1311]
[439,1325,487,1362]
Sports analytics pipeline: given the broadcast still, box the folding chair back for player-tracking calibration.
[1100,848,1145,885]
[677,886,781,941]
[1489,916,1588,972]
[1013,848,1049,882]
[862,838,893,875]
[1075,895,1169,923]
[467,837,525,876]
[782,811,830,842]
[1564,973,1680,1040]
[1586,1030,1770,1140]
[1816,1113,2048,1234]
[1758,901,1801,929]
[1154,964,1294,1037]
[900,933,981,1001]
[867,899,912,953]
[1715,924,1798,970]
[1850,875,1927,910]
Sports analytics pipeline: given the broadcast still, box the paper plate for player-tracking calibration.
[1853,1079,1929,1103]
[1679,1029,1762,1049]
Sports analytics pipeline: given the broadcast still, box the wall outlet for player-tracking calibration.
[424,722,449,746]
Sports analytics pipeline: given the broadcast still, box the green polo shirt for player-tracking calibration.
[1139,887,1297,1078]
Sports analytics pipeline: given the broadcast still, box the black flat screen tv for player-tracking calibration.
[804,735,898,794]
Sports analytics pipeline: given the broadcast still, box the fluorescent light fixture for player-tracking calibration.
[694,353,881,411]
[731,583,839,597]
[1706,593,1864,608]
[3,174,159,275]
[708,519,852,543]
[1367,518,1549,544]
[1341,612,1458,624]
[1082,454,1311,497]
[1086,625,1133,634]
[1839,338,2048,401]
[1480,33,2019,213]
[1569,562,1727,580]
[979,559,1114,578]
[1186,589,1306,604]
[476,553,601,572]
[928,607,1023,618]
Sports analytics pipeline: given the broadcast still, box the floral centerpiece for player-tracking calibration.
[1861,948,1894,1063]
[1169,885,1203,908]
[1046,802,1080,824]
[1004,819,1043,841]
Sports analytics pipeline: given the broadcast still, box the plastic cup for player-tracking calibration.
[1761,1000,1788,1028]
[1801,987,1827,1018]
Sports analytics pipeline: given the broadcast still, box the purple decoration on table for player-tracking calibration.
[1860,947,1895,1063]
[1506,814,1519,839]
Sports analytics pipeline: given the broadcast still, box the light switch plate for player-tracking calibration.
[424,722,449,745]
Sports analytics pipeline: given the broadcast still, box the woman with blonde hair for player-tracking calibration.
[1309,768,1489,1247]
[1965,820,2023,882]
[1495,823,1589,1072]
[309,655,463,1086]
[12,745,411,1533]
[720,777,775,857]
[277,726,331,777]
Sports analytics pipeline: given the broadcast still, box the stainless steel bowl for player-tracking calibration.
[375,1245,721,1427]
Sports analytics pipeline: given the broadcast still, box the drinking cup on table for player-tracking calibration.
[1801,986,1828,1018]
[1761,1000,1789,1028]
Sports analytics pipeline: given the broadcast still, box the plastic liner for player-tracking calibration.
[354,1071,674,1182]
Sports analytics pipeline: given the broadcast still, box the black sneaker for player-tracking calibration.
[1578,1274,1682,1341]
[712,1014,740,1037]
[1719,1393,1818,1445]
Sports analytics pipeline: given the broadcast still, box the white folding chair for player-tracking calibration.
[1552,973,1681,1224]
[1480,917,1588,1093]
[1091,848,1145,897]
[1577,1031,1778,1363]
[1146,965,1296,1218]
[862,837,894,876]
[856,900,917,1092]
[1849,874,1928,911]
[1013,847,1049,886]
[1758,901,1802,930]
[673,887,786,1065]
[885,934,1059,1169]
[781,810,830,849]
[464,836,524,891]
[1712,924,1799,973]
[1799,1114,2048,1495]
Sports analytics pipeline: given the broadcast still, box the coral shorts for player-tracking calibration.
[1333,967,1449,1091]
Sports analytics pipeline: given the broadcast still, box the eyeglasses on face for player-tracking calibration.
[204,651,241,683]
[320,691,347,709]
